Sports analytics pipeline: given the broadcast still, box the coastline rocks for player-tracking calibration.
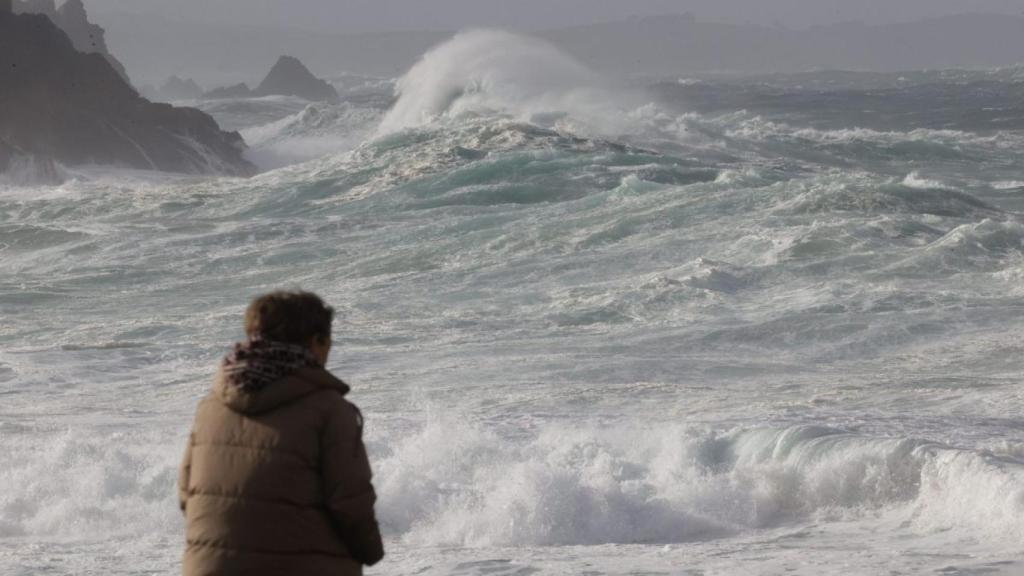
[202,56,338,102]
[0,12,255,176]
[14,0,131,83]
[255,56,339,101]
[203,83,254,100]
[156,76,204,100]
[12,0,53,16]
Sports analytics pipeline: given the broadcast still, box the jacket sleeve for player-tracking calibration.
[178,433,193,513]
[322,400,385,566]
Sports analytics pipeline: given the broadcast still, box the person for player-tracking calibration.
[178,290,384,576]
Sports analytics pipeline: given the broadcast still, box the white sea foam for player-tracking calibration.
[902,171,947,190]
[5,418,1022,560]
[4,52,1024,576]
[993,180,1024,190]
[241,102,383,170]
[0,154,66,187]
[0,428,182,540]
[379,30,630,136]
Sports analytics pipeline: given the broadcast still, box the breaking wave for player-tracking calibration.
[5,28,1024,575]
[4,421,1023,550]
[379,29,628,135]
[241,101,383,169]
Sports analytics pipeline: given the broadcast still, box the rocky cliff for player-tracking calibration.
[0,12,255,176]
[14,0,130,83]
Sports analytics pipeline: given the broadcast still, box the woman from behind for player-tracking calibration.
[179,290,384,576]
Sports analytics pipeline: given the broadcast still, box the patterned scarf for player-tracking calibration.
[222,339,319,393]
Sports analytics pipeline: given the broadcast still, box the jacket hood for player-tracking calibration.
[214,365,350,415]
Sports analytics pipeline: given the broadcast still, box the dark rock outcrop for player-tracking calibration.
[255,56,338,101]
[0,12,255,176]
[14,0,130,83]
[200,57,337,102]
[12,0,52,16]
[203,83,254,100]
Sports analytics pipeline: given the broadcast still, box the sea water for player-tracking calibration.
[2,30,1024,575]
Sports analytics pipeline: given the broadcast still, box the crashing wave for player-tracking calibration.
[5,422,1022,549]
[379,29,629,136]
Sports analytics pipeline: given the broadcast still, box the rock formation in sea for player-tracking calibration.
[203,83,255,100]
[254,56,339,101]
[14,0,131,83]
[156,76,204,101]
[201,57,338,102]
[0,11,255,177]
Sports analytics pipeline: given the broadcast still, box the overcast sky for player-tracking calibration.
[88,0,1024,33]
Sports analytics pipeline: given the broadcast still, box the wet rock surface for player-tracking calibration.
[0,12,255,176]
[14,0,131,83]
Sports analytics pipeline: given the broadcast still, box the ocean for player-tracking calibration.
[2,30,1024,575]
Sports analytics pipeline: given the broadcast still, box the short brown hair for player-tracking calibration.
[244,291,334,345]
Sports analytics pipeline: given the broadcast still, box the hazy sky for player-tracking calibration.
[79,0,1024,85]
[88,0,1024,33]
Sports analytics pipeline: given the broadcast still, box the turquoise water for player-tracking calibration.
[2,31,1024,575]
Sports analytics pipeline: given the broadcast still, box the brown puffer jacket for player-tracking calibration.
[178,365,384,576]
